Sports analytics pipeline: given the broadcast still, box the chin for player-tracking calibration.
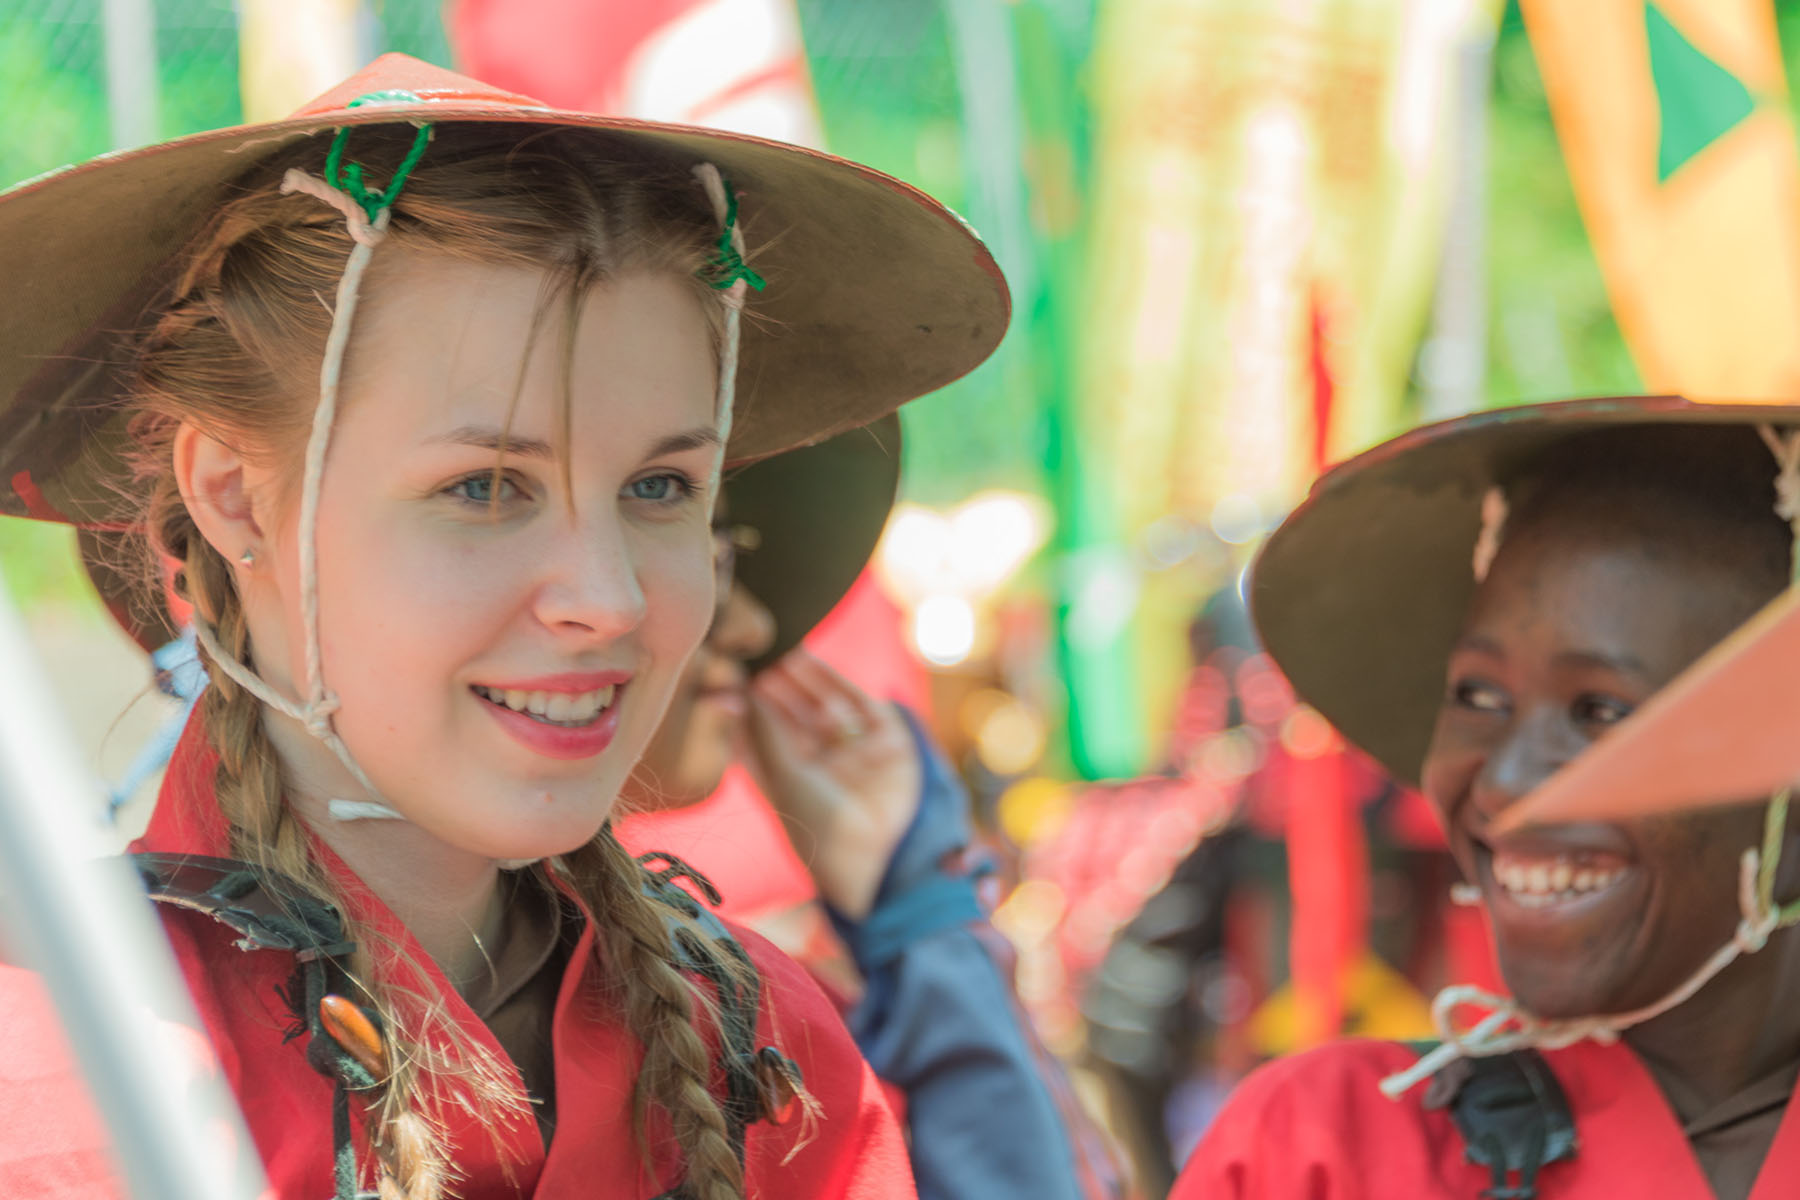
[1499,953,1637,1020]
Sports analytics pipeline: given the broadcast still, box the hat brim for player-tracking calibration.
[726,414,900,671]
[0,61,1006,529]
[1251,394,1800,787]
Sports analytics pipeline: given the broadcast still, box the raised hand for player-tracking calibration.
[742,650,922,921]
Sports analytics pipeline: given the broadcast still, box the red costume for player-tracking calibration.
[0,717,915,1199]
[1172,1037,1800,1200]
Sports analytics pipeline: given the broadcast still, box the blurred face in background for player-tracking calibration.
[622,522,777,809]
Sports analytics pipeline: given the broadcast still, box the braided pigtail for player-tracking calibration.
[560,828,746,1200]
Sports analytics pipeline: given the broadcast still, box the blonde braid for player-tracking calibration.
[151,498,464,1199]
[561,828,746,1200]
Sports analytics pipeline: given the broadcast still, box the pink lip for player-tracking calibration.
[474,670,632,693]
[475,685,626,760]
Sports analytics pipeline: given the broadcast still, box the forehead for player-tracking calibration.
[1469,507,1778,686]
[346,251,718,439]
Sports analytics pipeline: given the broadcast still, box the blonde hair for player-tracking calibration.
[129,125,757,1199]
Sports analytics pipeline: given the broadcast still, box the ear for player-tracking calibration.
[173,423,264,563]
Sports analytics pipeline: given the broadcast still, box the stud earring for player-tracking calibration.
[238,547,257,567]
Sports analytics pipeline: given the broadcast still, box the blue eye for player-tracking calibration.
[446,472,523,505]
[628,473,693,503]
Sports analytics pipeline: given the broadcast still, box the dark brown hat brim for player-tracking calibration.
[1251,394,1800,785]
[726,414,900,671]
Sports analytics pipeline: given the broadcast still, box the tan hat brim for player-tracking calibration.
[1252,394,1800,786]
[0,81,1006,529]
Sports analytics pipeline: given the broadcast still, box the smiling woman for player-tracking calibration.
[0,54,1007,1200]
[1170,405,1800,1200]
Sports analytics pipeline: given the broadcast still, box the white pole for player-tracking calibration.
[102,0,162,150]
[0,577,267,1200]
[1419,25,1495,421]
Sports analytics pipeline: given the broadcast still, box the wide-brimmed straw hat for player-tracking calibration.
[83,414,903,670]
[0,54,1007,532]
[1251,394,1800,824]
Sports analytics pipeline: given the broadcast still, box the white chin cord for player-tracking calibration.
[1386,424,1800,1100]
[192,131,748,874]
[1382,793,1799,1098]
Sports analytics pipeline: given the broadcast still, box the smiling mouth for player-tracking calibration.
[1484,846,1633,909]
[472,684,617,727]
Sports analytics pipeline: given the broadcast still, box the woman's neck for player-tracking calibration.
[265,712,510,992]
[1624,924,1800,1122]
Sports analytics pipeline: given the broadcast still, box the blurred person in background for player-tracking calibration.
[1065,589,1481,1196]
[617,421,1127,1200]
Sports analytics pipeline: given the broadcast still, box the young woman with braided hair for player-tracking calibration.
[0,56,1008,1199]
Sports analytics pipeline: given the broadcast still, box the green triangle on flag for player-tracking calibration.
[1646,2,1756,182]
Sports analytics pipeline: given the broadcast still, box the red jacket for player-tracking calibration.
[0,717,915,1199]
[1172,1037,1800,1199]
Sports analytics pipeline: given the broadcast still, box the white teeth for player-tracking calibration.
[1491,851,1627,904]
[474,683,619,726]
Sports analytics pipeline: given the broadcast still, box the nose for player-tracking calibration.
[710,582,777,663]
[1468,706,1579,827]
[532,515,646,642]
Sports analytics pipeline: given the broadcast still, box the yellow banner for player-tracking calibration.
[237,0,362,123]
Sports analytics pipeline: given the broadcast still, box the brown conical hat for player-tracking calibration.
[0,54,1007,532]
[1251,394,1800,815]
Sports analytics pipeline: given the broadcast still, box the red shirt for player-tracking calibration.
[1172,1037,1800,1200]
[0,717,915,1199]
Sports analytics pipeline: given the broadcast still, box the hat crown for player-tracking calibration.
[291,53,548,120]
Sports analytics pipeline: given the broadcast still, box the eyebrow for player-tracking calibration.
[1552,648,1651,679]
[1451,635,1649,679]
[649,427,724,458]
[427,425,554,458]
[425,424,722,460]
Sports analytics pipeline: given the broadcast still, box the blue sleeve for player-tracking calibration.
[828,707,1088,1200]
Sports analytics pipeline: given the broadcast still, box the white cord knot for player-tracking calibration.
[280,169,393,247]
[303,694,342,740]
[1471,486,1509,583]
[1757,426,1800,522]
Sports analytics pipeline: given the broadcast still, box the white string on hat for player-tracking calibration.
[1382,422,1800,1100]
[191,137,750,864]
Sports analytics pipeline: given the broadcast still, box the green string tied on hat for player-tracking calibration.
[324,91,435,225]
[706,178,767,293]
